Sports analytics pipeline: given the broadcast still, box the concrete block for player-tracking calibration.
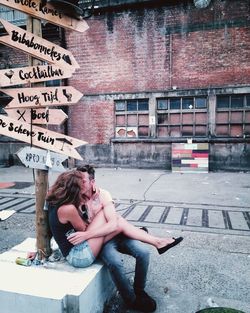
[0,238,114,313]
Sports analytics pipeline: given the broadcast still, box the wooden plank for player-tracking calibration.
[0,19,80,70]
[16,146,67,171]
[0,115,87,160]
[1,0,89,33]
[5,108,68,125]
[2,86,83,108]
[0,65,73,87]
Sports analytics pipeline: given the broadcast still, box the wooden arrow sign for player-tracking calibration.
[2,86,83,109]
[16,146,67,171]
[0,19,80,71]
[0,115,87,160]
[5,108,68,125]
[1,0,89,33]
[0,65,73,87]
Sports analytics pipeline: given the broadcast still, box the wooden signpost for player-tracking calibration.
[2,86,83,108]
[1,0,89,33]
[0,0,89,258]
[5,108,68,125]
[0,19,80,71]
[16,146,67,171]
[0,65,73,87]
[0,115,86,160]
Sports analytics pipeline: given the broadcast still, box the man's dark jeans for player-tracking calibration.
[100,234,150,305]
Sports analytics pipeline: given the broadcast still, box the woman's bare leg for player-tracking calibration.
[86,211,121,257]
[104,216,175,249]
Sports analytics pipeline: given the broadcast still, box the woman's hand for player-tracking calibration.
[67,231,87,245]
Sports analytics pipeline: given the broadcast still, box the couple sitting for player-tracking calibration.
[47,165,183,312]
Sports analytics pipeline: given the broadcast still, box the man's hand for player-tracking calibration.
[67,231,87,245]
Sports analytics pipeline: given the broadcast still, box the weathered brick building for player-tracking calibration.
[1,0,250,170]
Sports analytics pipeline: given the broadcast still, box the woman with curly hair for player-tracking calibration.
[47,169,183,269]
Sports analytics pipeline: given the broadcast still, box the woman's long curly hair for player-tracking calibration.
[46,170,83,209]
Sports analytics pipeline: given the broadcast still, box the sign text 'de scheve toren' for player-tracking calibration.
[0,19,80,70]
[1,0,89,33]
[0,115,87,160]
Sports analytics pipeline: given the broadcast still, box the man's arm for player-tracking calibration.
[67,190,119,245]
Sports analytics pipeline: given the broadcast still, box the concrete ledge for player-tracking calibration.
[0,238,114,313]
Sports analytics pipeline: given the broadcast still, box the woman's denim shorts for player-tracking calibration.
[66,241,95,268]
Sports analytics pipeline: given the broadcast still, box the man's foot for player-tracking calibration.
[131,290,157,312]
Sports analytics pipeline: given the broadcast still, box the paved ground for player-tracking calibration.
[0,166,250,313]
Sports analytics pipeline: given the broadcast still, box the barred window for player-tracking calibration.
[156,97,208,137]
[115,99,149,138]
[216,94,250,137]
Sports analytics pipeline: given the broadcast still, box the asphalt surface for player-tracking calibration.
[0,166,250,313]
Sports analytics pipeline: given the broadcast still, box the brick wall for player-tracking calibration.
[67,0,250,95]
[65,0,250,149]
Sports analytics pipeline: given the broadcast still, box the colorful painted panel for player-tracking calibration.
[172,143,209,173]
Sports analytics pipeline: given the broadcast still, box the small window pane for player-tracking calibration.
[230,125,243,137]
[138,100,148,111]
[231,111,243,123]
[231,96,244,108]
[170,98,181,110]
[182,126,193,136]
[217,96,229,108]
[116,115,126,125]
[182,98,193,110]
[245,112,250,123]
[157,99,168,110]
[195,113,207,124]
[170,113,180,124]
[170,126,181,137]
[127,127,137,137]
[182,113,193,124]
[244,124,250,135]
[116,101,125,111]
[127,114,137,126]
[138,126,149,137]
[195,97,207,109]
[116,127,126,137]
[127,100,137,111]
[195,126,207,136]
[158,114,168,124]
[246,96,250,107]
[138,114,149,125]
[216,125,229,136]
[158,126,169,137]
[216,112,229,123]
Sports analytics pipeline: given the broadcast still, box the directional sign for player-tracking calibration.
[0,115,87,160]
[5,108,68,125]
[0,19,80,71]
[0,65,73,87]
[17,146,67,171]
[2,86,83,109]
[1,0,89,33]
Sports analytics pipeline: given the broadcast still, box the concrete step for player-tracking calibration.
[0,238,114,313]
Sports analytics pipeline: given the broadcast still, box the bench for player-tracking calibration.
[0,238,114,313]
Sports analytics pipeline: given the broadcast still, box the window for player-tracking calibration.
[115,99,149,138]
[216,94,250,137]
[156,97,208,137]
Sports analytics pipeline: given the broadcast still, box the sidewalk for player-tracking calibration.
[0,166,250,313]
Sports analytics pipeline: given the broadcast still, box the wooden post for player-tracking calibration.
[27,16,52,259]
